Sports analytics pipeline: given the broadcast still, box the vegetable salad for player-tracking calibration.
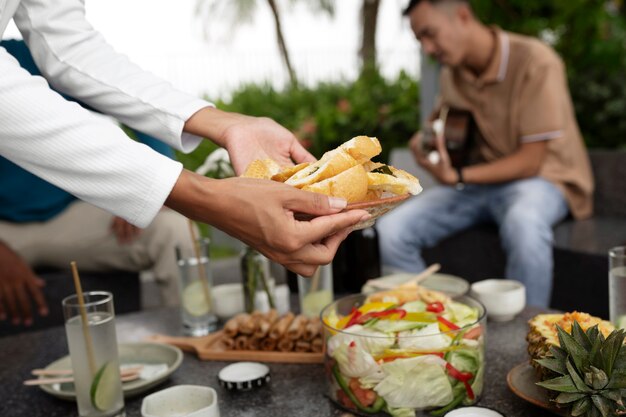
[323,293,485,417]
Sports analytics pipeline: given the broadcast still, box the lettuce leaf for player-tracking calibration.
[444,301,478,328]
[327,325,395,356]
[374,356,454,409]
[398,323,452,351]
[371,319,426,333]
[401,300,426,313]
[331,340,383,380]
[385,405,416,417]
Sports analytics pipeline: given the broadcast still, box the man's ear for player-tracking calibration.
[456,3,473,24]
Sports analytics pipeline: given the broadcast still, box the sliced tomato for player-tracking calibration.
[336,389,356,409]
[349,378,377,407]
[463,326,483,340]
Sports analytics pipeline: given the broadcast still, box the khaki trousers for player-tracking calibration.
[0,201,194,307]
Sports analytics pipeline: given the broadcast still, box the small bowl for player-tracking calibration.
[470,279,525,322]
[141,385,220,417]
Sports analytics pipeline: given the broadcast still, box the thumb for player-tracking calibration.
[284,189,348,216]
[290,140,316,164]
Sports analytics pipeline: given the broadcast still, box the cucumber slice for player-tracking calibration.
[182,281,211,317]
[90,362,119,411]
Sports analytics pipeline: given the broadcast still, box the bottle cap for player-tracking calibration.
[217,362,270,391]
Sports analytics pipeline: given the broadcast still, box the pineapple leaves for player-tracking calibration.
[570,397,591,416]
[607,370,626,390]
[566,358,594,393]
[555,392,586,404]
[591,394,613,417]
[572,321,593,351]
[601,329,626,378]
[537,375,581,393]
[557,325,590,374]
[536,357,567,375]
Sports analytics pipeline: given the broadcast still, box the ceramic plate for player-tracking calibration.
[346,194,412,230]
[39,342,183,401]
[506,362,568,416]
[361,272,470,297]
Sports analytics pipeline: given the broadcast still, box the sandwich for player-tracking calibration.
[243,135,422,203]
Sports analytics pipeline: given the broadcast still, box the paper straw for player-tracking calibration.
[70,261,97,376]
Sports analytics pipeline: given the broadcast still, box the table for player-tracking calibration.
[0,306,557,417]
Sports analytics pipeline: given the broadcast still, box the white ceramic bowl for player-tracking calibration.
[470,279,525,322]
[141,385,220,417]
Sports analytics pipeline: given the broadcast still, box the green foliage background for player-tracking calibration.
[178,0,626,171]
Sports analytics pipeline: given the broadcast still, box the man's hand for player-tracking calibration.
[0,242,48,326]
[110,216,142,244]
[165,171,369,276]
[412,131,458,186]
[184,107,315,175]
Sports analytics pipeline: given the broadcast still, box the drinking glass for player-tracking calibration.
[177,238,218,336]
[62,291,125,417]
[298,264,333,317]
[609,246,626,329]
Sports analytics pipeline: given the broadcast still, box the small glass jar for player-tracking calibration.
[240,246,276,313]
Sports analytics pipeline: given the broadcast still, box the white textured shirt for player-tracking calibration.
[0,0,212,227]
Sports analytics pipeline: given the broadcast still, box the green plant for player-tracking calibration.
[212,71,420,162]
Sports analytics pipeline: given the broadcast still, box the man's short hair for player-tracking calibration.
[403,0,470,16]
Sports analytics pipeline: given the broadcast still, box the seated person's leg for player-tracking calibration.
[489,177,569,308]
[377,185,488,274]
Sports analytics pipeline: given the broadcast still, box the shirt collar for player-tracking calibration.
[456,27,510,85]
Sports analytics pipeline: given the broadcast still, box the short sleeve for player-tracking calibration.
[517,60,566,143]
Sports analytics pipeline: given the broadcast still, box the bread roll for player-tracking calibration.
[286,315,308,340]
[271,162,310,182]
[303,164,368,203]
[340,136,382,163]
[269,312,295,340]
[242,159,281,179]
[285,149,358,188]
[367,166,422,196]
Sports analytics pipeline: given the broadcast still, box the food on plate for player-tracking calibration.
[219,310,322,353]
[322,288,485,417]
[242,136,423,203]
[526,312,626,417]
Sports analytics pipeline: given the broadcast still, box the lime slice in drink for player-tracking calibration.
[90,362,119,411]
[182,281,211,317]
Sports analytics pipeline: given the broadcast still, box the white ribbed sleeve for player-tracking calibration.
[0,0,217,227]
[0,51,183,228]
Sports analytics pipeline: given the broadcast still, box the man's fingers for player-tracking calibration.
[15,284,33,326]
[284,190,349,216]
[1,285,21,325]
[287,264,319,277]
[27,278,49,317]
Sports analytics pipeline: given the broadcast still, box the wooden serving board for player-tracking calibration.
[148,331,324,364]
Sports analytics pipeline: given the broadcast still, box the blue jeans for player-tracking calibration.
[377,177,569,307]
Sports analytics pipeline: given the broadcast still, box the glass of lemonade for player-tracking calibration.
[62,291,125,417]
[609,246,626,329]
[177,237,217,336]
[298,263,334,317]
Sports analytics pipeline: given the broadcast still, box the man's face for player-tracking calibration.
[408,1,468,67]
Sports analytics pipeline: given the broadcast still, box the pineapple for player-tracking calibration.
[527,312,615,378]
[532,320,626,417]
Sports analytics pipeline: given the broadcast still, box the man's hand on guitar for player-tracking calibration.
[414,132,458,186]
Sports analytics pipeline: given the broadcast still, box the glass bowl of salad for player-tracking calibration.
[322,287,486,417]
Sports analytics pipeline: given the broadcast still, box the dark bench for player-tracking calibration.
[0,269,140,338]
[390,149,626,317]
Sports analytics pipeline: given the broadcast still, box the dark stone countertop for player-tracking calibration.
[0,306,557,417]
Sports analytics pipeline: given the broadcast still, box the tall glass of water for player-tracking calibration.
[609,246,626,329]
[177,237,217,336]
[62,291,125,417]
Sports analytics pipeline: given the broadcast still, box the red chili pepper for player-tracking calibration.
[437,315,460,331]
[445,362,475,399]
[357,308,407,325]
[345,308,362,328]
[426,302,445,313]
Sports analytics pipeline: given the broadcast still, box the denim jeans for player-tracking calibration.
[377,177,569,307]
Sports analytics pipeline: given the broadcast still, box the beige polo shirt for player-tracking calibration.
[436,28,594,219]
